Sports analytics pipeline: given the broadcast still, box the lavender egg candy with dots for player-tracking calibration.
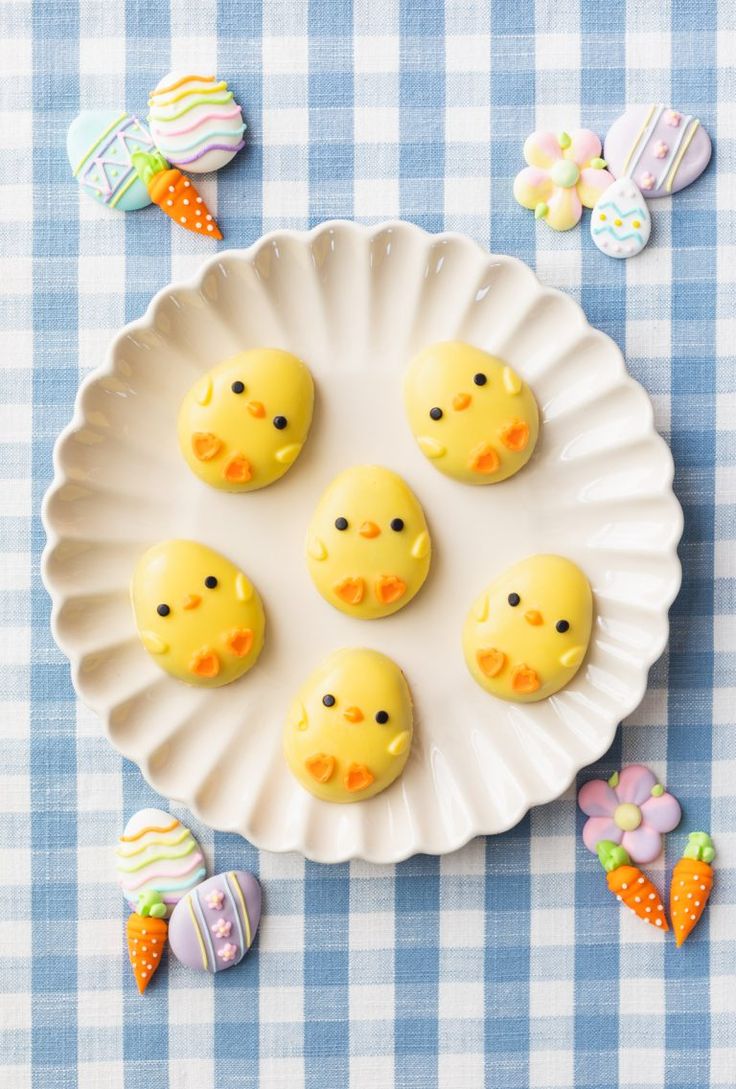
[67,110,154,211]
[604,105,711,198]
[168,871,262,973]
[147,72,246,174]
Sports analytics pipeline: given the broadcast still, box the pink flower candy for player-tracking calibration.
[654,141,669,159]
[513,128,614,231]
[217,942,238,962]
[211,917,232,939]
[640,171,656,190]
[205,889,225,910]
[578,764,681,864]
[666,110,682,127]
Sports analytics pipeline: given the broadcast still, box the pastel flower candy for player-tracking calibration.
[513,129,614,231]
[578,764,681,864]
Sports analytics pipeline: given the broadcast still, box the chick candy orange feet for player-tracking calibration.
[131,540,265,687]
[283,648,413,803]
[463,554,593,702]
[306,465,431,620]
[178,349,314,492]
[404,341,539,485]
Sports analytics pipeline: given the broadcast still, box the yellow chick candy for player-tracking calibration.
[306,465,431,620]
[284,648,414,802]
[131,540,265,687]
[404,341,539,485]
[463,555,593,702]
[178,348,314,492]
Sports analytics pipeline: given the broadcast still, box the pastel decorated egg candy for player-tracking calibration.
[404,342,539,485]
[115,808,206,916]
[284,648,414,803]
[306,466,431,620]
[178,349,314,492]
[604,105,712,198]
[168,871,261,973]
[148,72,246,173]
[67,110,154,211]
[463,555,593,702]
[591,178,651,259]
[131,540,265,687]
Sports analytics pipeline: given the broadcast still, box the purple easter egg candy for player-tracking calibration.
[168,871,261,973]
[604,105,711,198]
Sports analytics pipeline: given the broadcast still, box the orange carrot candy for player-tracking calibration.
[126,890,169,994]
[131,149,223,239]
[596,840,668,931]
[670,831,716,948]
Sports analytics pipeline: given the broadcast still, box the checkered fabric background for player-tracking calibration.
[1,0,734,1086]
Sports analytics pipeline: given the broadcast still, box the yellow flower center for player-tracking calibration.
[614,803,642,832]
[550,160,580,189]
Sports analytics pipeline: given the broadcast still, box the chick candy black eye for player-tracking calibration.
[473,373,487,386]
[335,517,348,531]
[375,710,389,724]
[429,406,443,420]
[273,415,288,430]
[556,619,570,633]
[390,518,404,532]
[322,694,336,707]
[231,380,245,394]
[204,576,218,589]
[157,603,170,617]
[508,592,520,607]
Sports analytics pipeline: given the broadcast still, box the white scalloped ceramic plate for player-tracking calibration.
[42,220,683,863]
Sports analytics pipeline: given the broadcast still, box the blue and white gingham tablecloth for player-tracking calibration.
[1,1,734,1086]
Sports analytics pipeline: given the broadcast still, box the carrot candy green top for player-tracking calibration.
[137,889,168,919]
[596,840,632,872]
[131,148,171,188]
[682,831,716,864]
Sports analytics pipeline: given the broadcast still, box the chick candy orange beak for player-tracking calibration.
[359,521,381,538]
[343,706,364,723]
[247,400,266,418]
[182,594,201,610]
[453,392,472,411]
[524,609,543,626]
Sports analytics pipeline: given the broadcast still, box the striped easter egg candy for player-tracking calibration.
[115,808,206,917]
[67,110,154,211]
[168,871,261,973]
[147,72,246,173]
[604,105,712,199]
